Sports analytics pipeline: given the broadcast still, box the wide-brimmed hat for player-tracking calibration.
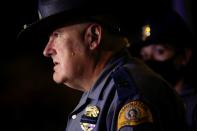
[17,0,133,45]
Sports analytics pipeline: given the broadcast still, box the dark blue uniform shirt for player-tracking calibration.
[65,49,187,131]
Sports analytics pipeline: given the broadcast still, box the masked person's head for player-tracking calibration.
[136,11,194,87]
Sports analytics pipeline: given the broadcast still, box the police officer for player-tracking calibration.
[17,0,187,130]
[130,10,197,131]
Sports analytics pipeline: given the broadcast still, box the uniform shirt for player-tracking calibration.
[65,49,187,131]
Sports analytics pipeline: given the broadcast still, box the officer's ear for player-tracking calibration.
[84,23,102,50]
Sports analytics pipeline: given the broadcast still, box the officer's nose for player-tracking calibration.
[43,41,56,57]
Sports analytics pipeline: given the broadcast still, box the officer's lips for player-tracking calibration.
[53,61,59,65]
[53,61,59,70]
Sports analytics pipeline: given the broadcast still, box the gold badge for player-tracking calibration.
[80,105,100,131]
[84,105,100,117]
[80,123,96,131]
[117,101,153,130]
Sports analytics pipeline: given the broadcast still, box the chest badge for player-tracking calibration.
[80,105,100,131]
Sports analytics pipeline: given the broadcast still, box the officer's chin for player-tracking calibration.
[53,73,65,84]
[63,82,86,92]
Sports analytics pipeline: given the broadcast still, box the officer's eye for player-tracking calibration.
[52,31,61,38]
[49,30,63,39]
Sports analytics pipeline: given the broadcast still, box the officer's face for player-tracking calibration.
[43,23,91,90]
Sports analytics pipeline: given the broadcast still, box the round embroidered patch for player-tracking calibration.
[117,101,153,130]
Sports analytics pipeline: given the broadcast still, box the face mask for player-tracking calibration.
[145,59,181,86]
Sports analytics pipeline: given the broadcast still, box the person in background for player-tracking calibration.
[17,0,188,130]
[130,10,197,131]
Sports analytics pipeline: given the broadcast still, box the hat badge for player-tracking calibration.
[142,24,151,41]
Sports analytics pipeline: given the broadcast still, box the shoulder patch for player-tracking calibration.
[117,101,153,130]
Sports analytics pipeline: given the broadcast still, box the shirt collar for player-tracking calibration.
[87,49,131,100]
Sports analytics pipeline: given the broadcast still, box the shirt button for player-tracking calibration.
[72,114,77,119]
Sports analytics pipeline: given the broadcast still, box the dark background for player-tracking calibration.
[1,1,82,131]
[0,0,195,131]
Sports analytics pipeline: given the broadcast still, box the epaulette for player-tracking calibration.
[111,66,139,101]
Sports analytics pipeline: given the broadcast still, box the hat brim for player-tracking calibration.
[17,9,102,46]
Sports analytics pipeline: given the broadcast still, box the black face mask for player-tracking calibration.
[145,59,182,86]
